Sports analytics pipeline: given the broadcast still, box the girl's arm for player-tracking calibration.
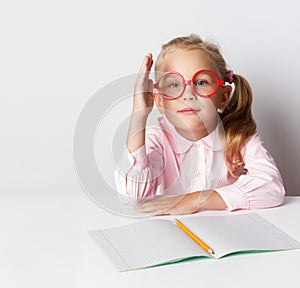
[215,133,285,211]
[115,135,165,205]
[127,53,154,153]
[135,190,227,215]
[135,133,285,215]
[115,54,165,203]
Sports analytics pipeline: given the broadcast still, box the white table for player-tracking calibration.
[1,191,299,288]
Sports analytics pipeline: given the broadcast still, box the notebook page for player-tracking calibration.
[180,213,300,258]
[89,219,209,271]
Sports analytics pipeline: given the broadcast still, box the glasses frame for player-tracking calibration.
[154,69,224,100]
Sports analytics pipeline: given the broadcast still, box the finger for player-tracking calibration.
[149,55,154,71]
[147,79,154,94]
[150,209,170,216]
[135,202,151,213]
[143,54,153,82]
[136,201,173,214]
[138,53,152,74]
[135,201,164,213]
[135,202,159,213]
[136,55,153,89]
[137,56,147,74]
[146,53,153,71]
[150,206,174,216]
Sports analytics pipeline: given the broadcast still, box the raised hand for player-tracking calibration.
[132,53,154,117]
[126,53,155,153]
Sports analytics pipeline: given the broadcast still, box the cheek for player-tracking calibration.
[201,104,218,119]
[161,99,178,112]
[197,97,219,113]
[207,93,222,107]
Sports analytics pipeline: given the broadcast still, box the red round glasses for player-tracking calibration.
[153,69,224,99]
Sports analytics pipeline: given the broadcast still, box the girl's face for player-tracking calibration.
[154,48,231,141]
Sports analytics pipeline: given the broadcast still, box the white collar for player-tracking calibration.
[158,116,225,154]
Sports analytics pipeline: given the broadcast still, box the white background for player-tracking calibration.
[0,0,299,196]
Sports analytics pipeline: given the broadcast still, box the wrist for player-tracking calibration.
[126,113,148,153]
[199,190,214,204]
[189,192,203,212]
[197,190,227,210]
[131,109,150,122]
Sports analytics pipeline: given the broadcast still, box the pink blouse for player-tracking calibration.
[114,116,285,211]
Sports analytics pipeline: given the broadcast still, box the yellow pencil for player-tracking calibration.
[174,218,215,255]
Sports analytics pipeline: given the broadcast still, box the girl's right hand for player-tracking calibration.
[132,53,154,117]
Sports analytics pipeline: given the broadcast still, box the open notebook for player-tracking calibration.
[89,213,300,271]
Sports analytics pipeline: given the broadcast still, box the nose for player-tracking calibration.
[180,82,197,101]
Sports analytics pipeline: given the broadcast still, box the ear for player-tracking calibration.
[218,85,232,110]
[153,92,165,114]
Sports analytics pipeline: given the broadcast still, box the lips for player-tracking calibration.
[177,108,201,114]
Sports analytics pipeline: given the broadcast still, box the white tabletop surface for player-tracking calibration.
[1,191,299,288]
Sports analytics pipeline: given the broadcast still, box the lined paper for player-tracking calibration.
[89,213,300,271]
[89,219,209,271]
[180,213,300,258]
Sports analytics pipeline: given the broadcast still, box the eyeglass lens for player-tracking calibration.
[158,71,218,98]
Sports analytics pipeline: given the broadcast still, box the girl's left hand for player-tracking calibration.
[135,192,201,216]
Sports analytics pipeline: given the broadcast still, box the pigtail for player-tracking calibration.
[220,74,257,176]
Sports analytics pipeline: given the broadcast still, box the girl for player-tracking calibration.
[114,34,285,215]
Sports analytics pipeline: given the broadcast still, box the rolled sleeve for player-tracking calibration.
[114,144,164,202]
[215,133,285,211]
[216,173,285,211]
[216,182,249,211]
[129,145,149,170]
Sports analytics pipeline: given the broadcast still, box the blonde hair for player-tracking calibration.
[155,34,257,177]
